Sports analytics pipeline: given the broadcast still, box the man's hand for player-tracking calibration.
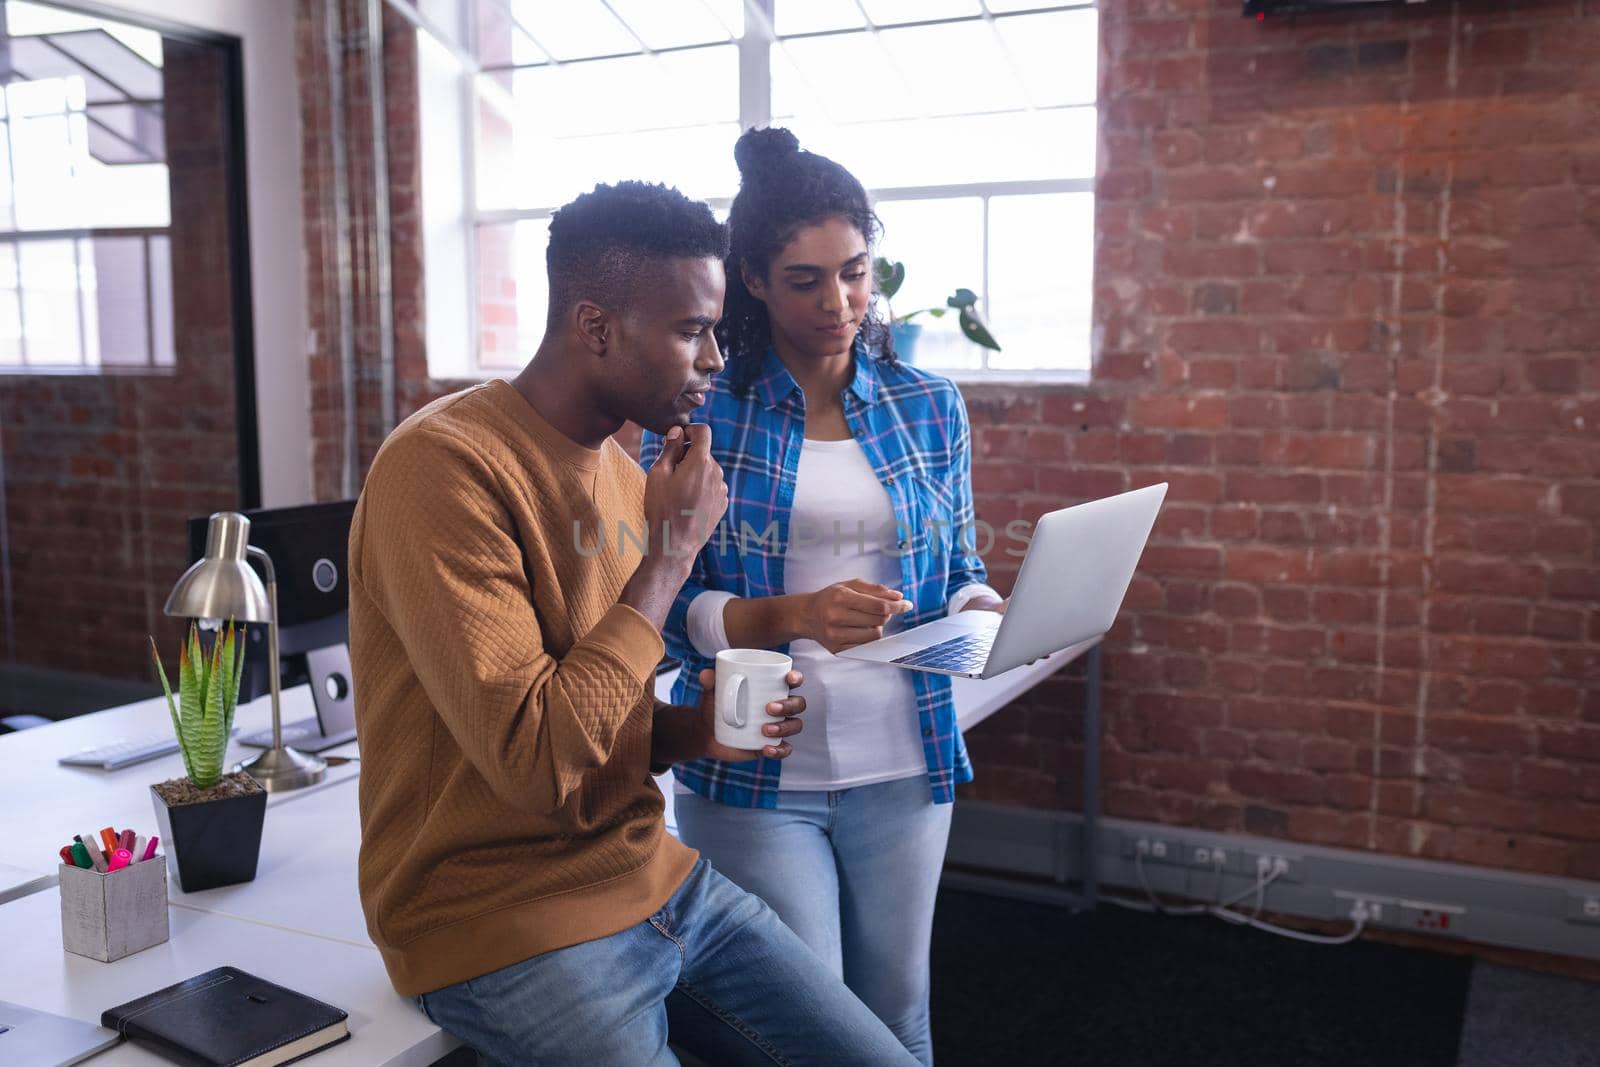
[644,424,728,566]
[623,425,729,628]
[798,579,914,653]
[700,667,804,761]
[651,668,806,766]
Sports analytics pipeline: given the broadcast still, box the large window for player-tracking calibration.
[0,1,174,372]
[408,0,1096,379]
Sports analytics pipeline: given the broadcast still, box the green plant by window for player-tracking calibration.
[150,621,245,790]
[873,256,1001,351]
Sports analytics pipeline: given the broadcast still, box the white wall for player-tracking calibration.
[74,0,311,507]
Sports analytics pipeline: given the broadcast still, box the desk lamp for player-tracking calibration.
[163,512,326,792]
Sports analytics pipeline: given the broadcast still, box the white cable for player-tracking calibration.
[1116,847,1365,947]
[1099,893,1160,914]
[1133,850,1208,916]
[1210,905,1369,946]
[1215,867,1281,913]
[1132,850,1279,916]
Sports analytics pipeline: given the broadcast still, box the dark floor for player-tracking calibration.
[429,888,1600,1066]
[930,889,1471,1066]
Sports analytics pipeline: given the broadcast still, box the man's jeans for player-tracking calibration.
[416,859,919,1066]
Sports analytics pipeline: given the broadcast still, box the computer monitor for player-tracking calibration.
[185,501,357,751]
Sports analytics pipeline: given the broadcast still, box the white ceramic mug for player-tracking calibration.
[713,649,794,751]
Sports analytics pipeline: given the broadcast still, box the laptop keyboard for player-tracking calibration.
[891,629,998,673]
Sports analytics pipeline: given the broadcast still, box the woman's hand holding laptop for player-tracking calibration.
[801,579,914,653]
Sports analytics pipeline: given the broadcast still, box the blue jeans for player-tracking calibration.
[675,775,954,1065]
[416,858,917,1066]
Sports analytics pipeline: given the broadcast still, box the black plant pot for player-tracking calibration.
[149,779,267,893]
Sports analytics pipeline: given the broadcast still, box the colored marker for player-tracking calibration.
[107,849,132,872]
[141,836,159,863]
[132,835,147,863]
[82,835,107,873]
[59,846,75,866]
[70,842,92,869]
[119,829,135,853]
[99,827,118,855]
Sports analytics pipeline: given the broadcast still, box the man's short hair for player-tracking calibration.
[546,181,729,327]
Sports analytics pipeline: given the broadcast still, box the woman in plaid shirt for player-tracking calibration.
[641,127,1006,1064]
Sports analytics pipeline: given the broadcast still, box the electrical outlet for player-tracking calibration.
[1248,851,1305,883]
[1567,894,1600,925]
[1398,899,1466,935]
[1123,834,1181,864]
[1333,890,1396,926]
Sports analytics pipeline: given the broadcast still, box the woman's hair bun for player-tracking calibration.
[734,126,801,178]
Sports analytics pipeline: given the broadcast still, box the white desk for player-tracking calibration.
[0,888,453,1067]
[0,860,57,905]
[0,647,1088,1066]
[0,685,359,883]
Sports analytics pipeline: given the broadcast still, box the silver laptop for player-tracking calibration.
[839,483,1167,679]
[0,1001,120,1066]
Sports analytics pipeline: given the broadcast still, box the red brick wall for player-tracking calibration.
[297,0,462,501]
[312,3,1599,879]
[0,39,242,689]
[958,0,1600,881]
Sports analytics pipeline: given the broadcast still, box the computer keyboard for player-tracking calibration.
[57,734,181,771]
[891,629,998,674]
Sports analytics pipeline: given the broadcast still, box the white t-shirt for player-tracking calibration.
[683,436,998,791]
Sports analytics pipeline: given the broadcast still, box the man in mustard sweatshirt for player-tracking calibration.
[350,182,919,1065]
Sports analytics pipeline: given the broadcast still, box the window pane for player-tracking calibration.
[476,218,548,371]
[479,47,739,209]
[876,22,1029,117]
[873,198,984,372]
[776,107,1095,189]
[149,234,173,367]
[774,0,864,36]
[772,34,912,125]
[987,192,1094,372]
[17,238,83,365]
[473,0,550,69]
[859,0,981,24]
[92,235,148,367]
[47,27,163,100]
[0,243,21,363]
[604,0,735,49]
[507,0,637,60]
[3,78,169,231]
[993,9,1098,108]
[5,0,163,65]
[983,0,1079,10]
[699,0,745,37]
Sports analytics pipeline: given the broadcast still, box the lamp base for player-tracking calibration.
[235,744,326,792]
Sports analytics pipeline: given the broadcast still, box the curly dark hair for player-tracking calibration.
[545,180,729,329]
[718,127,896,394]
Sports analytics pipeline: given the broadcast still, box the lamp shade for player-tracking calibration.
[162,512,272,623]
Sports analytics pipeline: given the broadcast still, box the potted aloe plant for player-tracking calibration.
[874,256,1001,364]
[148,620,267,892]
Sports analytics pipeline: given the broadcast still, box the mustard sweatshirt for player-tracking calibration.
[349,379,695,995]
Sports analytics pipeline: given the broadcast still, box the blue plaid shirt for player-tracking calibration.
[639,346,986,808]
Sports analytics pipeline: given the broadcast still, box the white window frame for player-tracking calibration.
[398,0,1097,384]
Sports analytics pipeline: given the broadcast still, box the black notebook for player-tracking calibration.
[101,966,349,1067]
